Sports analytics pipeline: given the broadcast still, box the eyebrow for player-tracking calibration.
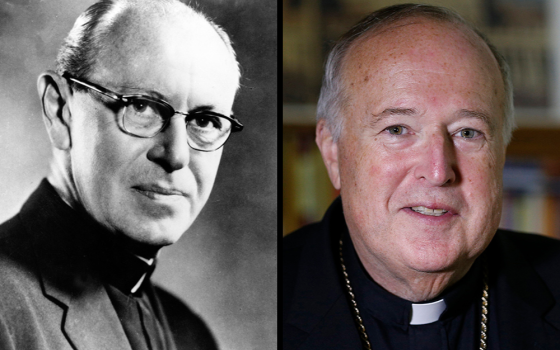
[119,85,168,101]
[369,107,418,128]
[369,107,495,131]
[119,86,219,114]
[189,105,217,114]
[457,109,495,131]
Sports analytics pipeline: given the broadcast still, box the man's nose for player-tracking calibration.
[147,116,190,172]
[413,131,457,186]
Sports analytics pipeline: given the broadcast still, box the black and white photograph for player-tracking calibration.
[0,0,277,349]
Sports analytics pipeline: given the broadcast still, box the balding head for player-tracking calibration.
[56,0,240,88]
[317,4,513,146]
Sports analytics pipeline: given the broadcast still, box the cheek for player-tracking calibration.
[88,134,139,181]
[339,139,411,208]
[369,150,411,182]
[465,152,501,187]
[460,152,503,216]
[71,111,144,200]
[189,149,223,195]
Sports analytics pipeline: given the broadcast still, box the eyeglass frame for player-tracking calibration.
[61,72,243,152]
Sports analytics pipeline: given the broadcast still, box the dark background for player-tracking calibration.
[0,1,277,349]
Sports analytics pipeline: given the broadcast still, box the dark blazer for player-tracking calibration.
[284,198,560,350]
[0,180,218,350]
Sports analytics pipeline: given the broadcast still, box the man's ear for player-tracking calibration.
[37,71,72,150]
[316,119,341,190]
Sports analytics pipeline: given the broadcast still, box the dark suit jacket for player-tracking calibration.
[284,197,560,350]
[0,180,218,350]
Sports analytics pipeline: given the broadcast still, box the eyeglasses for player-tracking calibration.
[62,72,243,152]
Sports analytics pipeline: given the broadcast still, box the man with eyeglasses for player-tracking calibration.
[0,0,241,349]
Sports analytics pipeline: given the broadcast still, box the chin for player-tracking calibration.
[120,217,191,247]
[402,243,463,274]
[408,260,455,274]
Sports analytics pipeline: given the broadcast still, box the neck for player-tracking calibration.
[47,154,81,211]
[121,236,161,260]
[353,240,474,303]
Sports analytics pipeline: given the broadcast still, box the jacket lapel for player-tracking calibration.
[21,180,131,350]
[63,280,131,350]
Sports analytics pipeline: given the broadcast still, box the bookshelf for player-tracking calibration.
[283,124,338,236]
[283,123,560,238]
[500,127,560,237]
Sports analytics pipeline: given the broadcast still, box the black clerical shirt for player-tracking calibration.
[103,254,173,350]
[341,229,501,350]
[74,210,175,350]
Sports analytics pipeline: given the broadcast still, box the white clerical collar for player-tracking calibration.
[129,254,156,294]
[410,299,447,325]
[135,255,155,266]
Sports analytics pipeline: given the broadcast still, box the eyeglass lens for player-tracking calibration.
[122,97,233,151]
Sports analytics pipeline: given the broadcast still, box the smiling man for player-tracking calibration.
[284,4,560,350]
[0,0,242,349]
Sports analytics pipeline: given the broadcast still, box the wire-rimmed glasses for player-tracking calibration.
[62,72,243,152]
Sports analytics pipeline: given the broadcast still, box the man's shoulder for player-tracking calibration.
[496,229,560,261]
[283,222,326,284]
[0,213,25,240]
[0,214,34,269]
[283,217,343,323]
[284,222,323,252]
[154,285,219,350]
[284,198,344,255]
[0,196,43,281]
[0,214,45,320]
[494,229,560,291]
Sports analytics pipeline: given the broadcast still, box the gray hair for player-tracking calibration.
[56,0,240,88]
[317,3,515,145]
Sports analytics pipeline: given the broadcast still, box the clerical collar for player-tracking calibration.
[129,254,156,294]
[341,228,483,328]
[95,237,159,296]
[409,299,446,325]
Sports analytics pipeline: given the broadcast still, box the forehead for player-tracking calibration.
[340,18,504,115]
[91,7,238,106]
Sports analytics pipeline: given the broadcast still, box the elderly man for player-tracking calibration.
[0,0,242,349]
[284,4,560,350]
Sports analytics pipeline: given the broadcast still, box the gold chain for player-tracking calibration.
[480,264,489,350]
[338,238,489,350]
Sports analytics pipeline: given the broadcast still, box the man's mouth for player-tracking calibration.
[132,185,188,200]
[411,206,449,217]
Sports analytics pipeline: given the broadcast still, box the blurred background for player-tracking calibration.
[0,1,276,349]
[283,0,560,238]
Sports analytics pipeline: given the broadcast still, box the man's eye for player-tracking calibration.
[194,117,210,128]
[193,116,222,130]
[459,129,478,139]
[131,99,149,113]
[386,125,406,135]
